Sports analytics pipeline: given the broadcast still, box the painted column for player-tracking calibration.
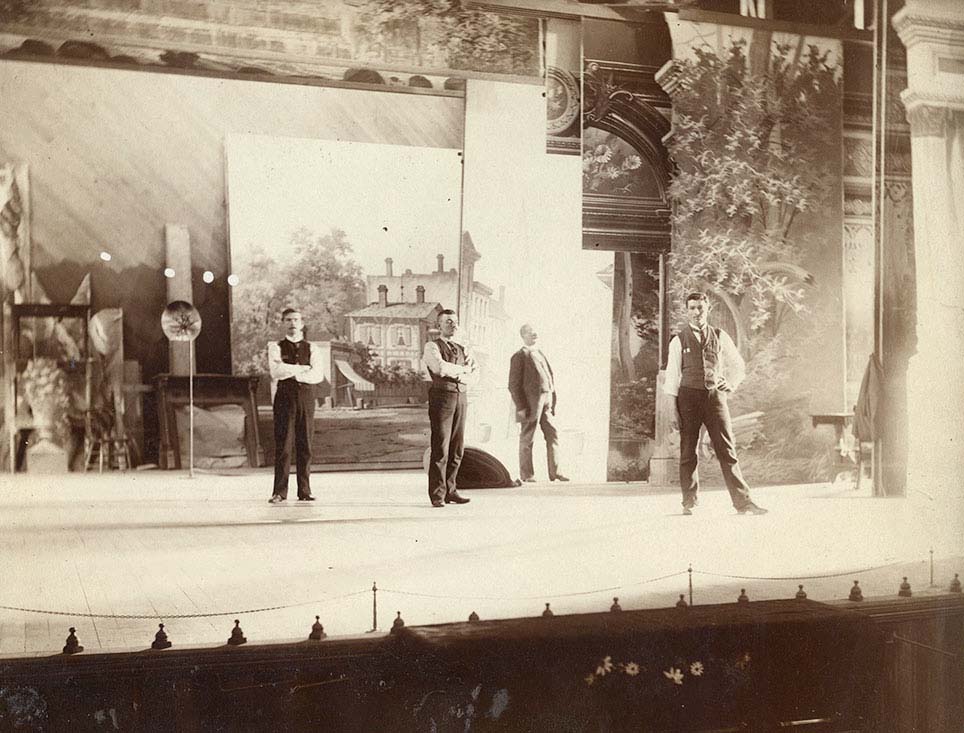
[894,1,964,504]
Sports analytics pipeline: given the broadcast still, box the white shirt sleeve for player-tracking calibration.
[662,336,682,397]
[296,342,325,385]
[460,342,480,385]
[719,330,746,391]
[268,341,306,381]
[422,341,466,379]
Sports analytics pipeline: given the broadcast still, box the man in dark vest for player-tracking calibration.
[422,309,477,508]
[509,323,570,483]
[662,292,767,516]
[268,308,323,504]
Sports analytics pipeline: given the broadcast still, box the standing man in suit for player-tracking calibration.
[268,308,324,504]
[422,309,477,507]
[508,323,570,483]
[663,292,767,516]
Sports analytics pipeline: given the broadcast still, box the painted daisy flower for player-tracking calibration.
[593,145,613,163]
[624,662,640,676]
[596,655,614,676]
[690,661,704,676]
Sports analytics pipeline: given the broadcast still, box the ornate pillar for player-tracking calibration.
[894,1,964,503]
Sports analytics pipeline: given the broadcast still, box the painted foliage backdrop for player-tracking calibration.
[660,21,846,484]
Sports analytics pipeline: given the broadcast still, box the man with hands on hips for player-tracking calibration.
[662,292,767,516]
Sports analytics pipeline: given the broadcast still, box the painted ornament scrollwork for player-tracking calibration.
[844,137,873,178]
[0,163,28,302]
[843,223,874,275]
[583,62,635,125]
[885,181,910,205]
[844,196,873,217]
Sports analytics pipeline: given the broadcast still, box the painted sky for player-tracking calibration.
[226,134,463,279]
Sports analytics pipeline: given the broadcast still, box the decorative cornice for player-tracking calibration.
[654,60,681,98]
[893,9,964,47]
[583,59,671,112]
[901,89,964,114]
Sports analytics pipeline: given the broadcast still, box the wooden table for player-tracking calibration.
[155,374,261,469]
[811,412,857,481]
[810,412,854,444]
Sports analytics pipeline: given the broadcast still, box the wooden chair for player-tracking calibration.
[83,408,133,472]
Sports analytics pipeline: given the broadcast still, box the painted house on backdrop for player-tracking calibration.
[347,285,443,369]
[358,233,512,369]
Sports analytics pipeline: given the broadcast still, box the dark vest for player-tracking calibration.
[278,339,311,387]
[679,326,722,390]
[430,338,468,393]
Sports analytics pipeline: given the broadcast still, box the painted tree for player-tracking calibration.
[661,38,843,483]
[231,227,366,375]
[360,0,536,75]
[666,39,841,341]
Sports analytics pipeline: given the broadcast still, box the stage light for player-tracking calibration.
[227,274,239,286]
[202,270,215,284]
[99,251,112,262]
[164,267,176,278]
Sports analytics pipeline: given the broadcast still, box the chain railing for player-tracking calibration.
[1,548,959,656]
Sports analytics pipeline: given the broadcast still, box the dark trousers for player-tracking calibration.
[273,382,315,498]
[519,392,561,480]
[677,386,751,509]
[428,389,467,502]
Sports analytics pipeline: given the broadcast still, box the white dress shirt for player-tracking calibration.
[267,338,324,385]
[422,338,477,383]
[523,345,554,393]
[662,327,745,397]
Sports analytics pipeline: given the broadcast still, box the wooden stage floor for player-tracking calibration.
[0,469,961,657]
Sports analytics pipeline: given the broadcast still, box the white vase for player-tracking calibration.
[29,397,62,444]
[26,397,69,473]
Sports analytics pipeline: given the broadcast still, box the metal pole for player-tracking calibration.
[688,565,693,607]
[372,581,378,632]
[189,339,195,479]
[455,85,468,323]
[873,0,889,496]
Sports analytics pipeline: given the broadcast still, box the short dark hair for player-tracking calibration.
[281,308,300,320]
[685,292,709,306]
[438,309,457,319]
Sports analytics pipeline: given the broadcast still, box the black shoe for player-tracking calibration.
[737,503,768,515]
[682,506,693,516]
[445,492,470,504]
[268,494,286,504]
[551,475,570,482]
[431,499,445,508]
[298,496,316,501]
